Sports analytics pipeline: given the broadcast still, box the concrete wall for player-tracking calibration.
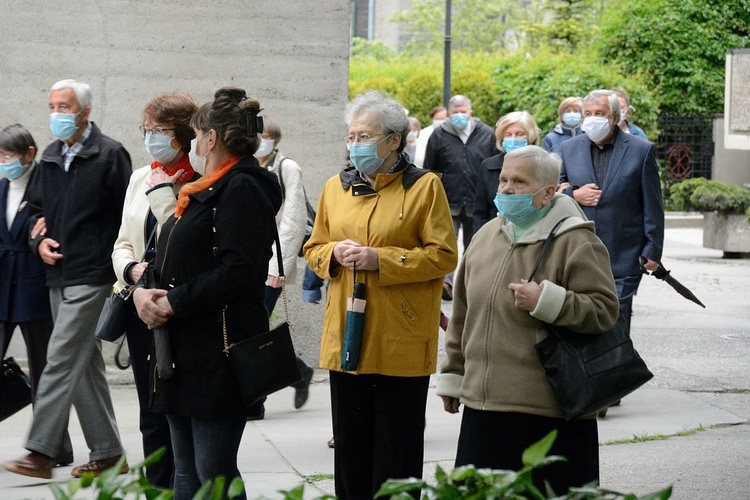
[713,116,750,187]
[1,0,351,368]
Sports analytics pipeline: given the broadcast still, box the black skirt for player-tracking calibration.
[455,407,599,495]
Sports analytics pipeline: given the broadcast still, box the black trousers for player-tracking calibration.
[0,317,54,399]
[330,371,430,500]
[455,408,599,495]
[126,310,174,488]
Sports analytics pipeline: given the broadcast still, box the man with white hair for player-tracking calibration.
[558,89,664,415]
[423,95,497,300]
[4,79,131,479]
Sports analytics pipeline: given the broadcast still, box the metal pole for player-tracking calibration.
[443,0,452,109]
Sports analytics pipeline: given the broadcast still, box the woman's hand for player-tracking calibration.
[336,240,379,271]
[133,287,173,329]
[146,167,184,188]
[267,275,283,288]
[128,262,149,284]
[441,396,461,414]
[508,279,542,312]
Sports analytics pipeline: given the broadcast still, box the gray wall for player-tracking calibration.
[713,116,750,187]
[1,0,352,368]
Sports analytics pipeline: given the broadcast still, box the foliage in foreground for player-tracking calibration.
[375,431,672,499]
[50,434,672,499]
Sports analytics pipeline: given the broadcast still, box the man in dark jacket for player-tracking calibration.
[423,95,497,299]
[4,79,131,480]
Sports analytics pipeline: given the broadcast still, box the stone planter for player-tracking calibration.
[703,212,750,257]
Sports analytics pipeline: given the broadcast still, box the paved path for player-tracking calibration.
[1,227,748,499]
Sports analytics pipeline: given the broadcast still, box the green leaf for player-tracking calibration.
[522,430,557,467]
[227,477,245,498]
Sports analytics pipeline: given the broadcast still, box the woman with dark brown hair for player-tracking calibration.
[111,91,199,487]
[133,87,281,499]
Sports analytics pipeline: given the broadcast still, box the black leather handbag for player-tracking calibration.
[222,235,302,407]
[530,218,654,421]
[0,357,32,422]
[94,286,133,343]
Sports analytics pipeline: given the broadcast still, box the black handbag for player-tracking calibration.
[530,218,654,421]
[222,235,302,407]
[95,225,158,343]
[94,287,133,342]
[0,357,32,422]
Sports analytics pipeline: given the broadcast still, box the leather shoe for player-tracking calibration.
[70,455,129,478]
[4,452,57,479]
[327,437,335,449]
[293,366,314,409]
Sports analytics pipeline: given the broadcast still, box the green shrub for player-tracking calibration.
[452,68,499,125]
[667,178,750,215]
[398,70,442,124]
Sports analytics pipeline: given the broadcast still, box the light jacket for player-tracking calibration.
[304,158,458,377]
[111,165,191,292]
[437,194,619,419]
[264,151,306,284]
[542,123,582,154]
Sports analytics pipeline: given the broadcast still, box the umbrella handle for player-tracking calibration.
[638,256,651,274]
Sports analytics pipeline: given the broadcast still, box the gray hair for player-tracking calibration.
[583,89,620,118]
[346,91,409,153]
[505,145,561,188]
[0,123,37,156]
[448,94,472,112]
[50,79,93,109]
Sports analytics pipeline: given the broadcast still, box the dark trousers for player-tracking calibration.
[125,311,174,488]
[0,317,54,399]
[167,414,247,500]
[615,274,643,336]
[451,204,474,253]
[330,370,430,499]
[455,408,599,495]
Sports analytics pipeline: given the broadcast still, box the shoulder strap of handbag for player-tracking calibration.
[139,222,158,262]
[527,216,571,282]
[277,157,288,201]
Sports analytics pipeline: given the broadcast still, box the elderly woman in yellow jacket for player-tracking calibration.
[304,90,458,499]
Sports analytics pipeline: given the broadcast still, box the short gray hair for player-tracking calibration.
[50,79,93,109]
[448,95,472,112]
[346,90,409,153]
[583,89,620,118]
[0,123,37,156]
[505,145,561,188]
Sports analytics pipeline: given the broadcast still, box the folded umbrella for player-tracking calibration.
[639,257,706,308]
[341,264,366,371]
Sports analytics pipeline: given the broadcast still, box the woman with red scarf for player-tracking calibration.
[111,92,199,487]
[133,88,282,499]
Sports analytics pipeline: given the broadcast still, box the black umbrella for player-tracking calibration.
[639,257,706,308]
[341,264,366,371]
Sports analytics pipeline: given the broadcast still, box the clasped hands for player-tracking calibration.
[333,239,379,271]
[133,287,173,329]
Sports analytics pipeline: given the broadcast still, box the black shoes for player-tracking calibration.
[293,366,314,409]
[442,283,453,301]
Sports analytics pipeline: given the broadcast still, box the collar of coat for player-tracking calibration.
[339,154,438,196]
[41,121,103,165]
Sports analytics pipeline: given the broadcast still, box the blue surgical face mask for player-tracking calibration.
[145,132,179,164]
[0,157,26,180]
[450,113,469,130]
[502,137,527,153]
[493,186,546,227]
[49,111,81,140]
[349,134,393,176]
[562,112,582,127]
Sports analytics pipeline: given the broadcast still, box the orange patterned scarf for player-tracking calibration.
[175,155,241,217]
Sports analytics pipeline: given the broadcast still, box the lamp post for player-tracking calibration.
[443,0,452,109]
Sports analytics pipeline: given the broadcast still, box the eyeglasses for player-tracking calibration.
[346,133,385,146]
[139,125,175,138]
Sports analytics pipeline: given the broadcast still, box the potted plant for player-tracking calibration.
[667,178,750,257]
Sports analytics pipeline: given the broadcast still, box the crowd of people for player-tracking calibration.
[0,80,663,499]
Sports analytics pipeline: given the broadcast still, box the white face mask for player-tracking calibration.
[253,138,275,158]
[581,116,612,143]
[188,136,209,175]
